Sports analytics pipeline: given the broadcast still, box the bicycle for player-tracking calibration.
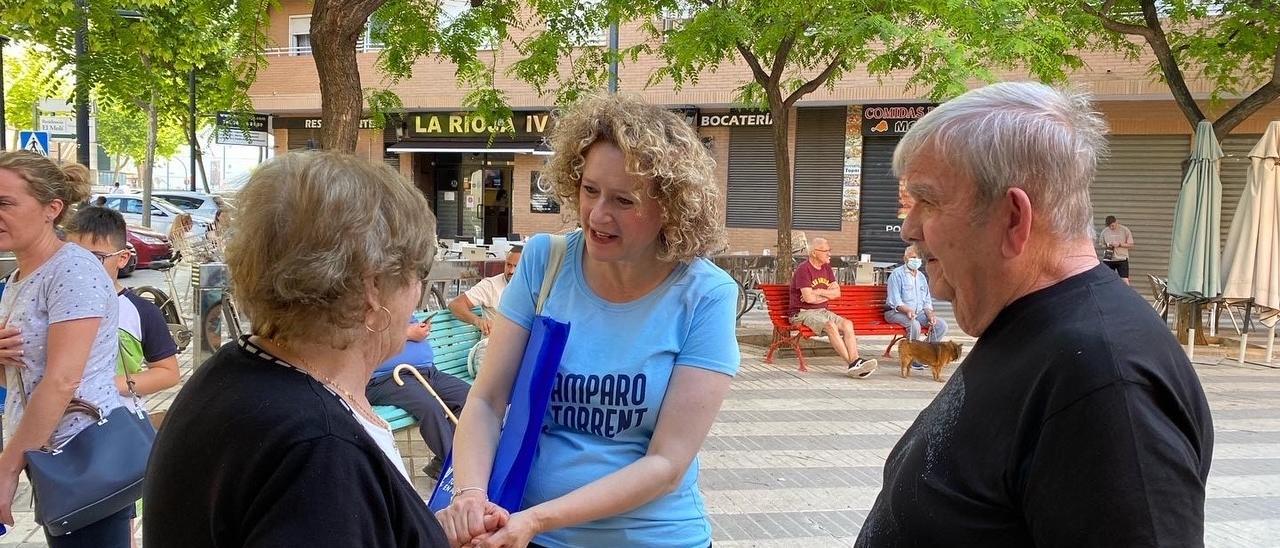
[734,256,773,323]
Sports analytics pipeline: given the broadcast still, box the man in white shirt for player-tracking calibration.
[448,246,521,335]
[1098,215,1135,284]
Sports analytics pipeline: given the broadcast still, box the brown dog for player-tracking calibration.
[898,340,963,382]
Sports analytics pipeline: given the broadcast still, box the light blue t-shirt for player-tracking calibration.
[499,231,740,548]
[886,264,933,312]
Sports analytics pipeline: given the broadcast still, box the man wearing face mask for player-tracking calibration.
[884,245,947,361]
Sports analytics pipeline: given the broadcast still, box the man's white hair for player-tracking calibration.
[893,82,1108,239]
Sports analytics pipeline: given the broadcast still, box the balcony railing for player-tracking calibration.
[263,42,385,57]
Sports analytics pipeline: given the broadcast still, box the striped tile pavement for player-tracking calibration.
[704,341,1280,548]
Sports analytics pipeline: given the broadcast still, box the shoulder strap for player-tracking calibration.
[535,235,568,315]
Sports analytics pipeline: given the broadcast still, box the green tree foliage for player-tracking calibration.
[375,0,1078,268]
[2,47,70,133]
[1066,0,1280,138]
[95,96,186,168]
[2,0,268,224]
[365,1,1093,267]
[623,0,1093,266]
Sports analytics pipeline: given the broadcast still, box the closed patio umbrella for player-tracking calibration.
[1167,120,1223,299]
[1222,120,1280,329]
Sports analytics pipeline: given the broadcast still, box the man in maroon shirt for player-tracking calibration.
[790,237,879,377]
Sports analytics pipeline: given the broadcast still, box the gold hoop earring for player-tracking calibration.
[364,306,392,333]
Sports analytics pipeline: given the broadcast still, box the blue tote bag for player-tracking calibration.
[429,234,571,513]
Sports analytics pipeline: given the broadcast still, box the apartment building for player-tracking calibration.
[251,0,1280,282]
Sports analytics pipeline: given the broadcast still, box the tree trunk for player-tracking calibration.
[770,99,793,283]
[311,0,383,152]
[142,95,158,229]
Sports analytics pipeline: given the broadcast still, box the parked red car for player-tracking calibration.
[127,225,174,271]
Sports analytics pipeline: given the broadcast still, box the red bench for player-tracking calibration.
[760,284,921,372]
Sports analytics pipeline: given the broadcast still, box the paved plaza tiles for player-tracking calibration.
[2,335,1278,546]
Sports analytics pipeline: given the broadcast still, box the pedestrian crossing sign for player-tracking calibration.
[18,131,51,157]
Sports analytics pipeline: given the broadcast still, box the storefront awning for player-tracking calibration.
[387,140,552,155]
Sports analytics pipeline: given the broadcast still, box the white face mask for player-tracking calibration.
[906,257,923,270]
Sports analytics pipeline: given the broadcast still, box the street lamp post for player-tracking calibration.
[75,0,91,167]
[189,69,197,192]
[1,35,9,151]
[73,6,145,167]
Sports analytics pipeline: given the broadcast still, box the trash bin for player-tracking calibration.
[192,262,232,367]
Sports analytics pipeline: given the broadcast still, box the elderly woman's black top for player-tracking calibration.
[144,337,448,547]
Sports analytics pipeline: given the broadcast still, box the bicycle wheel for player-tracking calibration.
[735,280,751,322]
[132,285,193,352]
[133,286,180,325]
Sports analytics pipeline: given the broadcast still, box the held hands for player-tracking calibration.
[437,491,513,547]
[470,510,542,548]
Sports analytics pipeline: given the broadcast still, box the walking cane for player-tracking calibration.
[392,364,459,425]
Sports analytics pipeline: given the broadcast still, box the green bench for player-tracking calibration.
[373,308,483,431]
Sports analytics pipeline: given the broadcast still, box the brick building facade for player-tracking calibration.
[251,0,1280,280]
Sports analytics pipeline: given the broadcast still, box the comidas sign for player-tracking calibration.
[861,104,938,136]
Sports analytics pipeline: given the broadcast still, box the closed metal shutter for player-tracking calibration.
[858,136,907,262]
[1090,135,1188,285]
[1220,134,1261,250]
[726,125,778,228]
[792,107,845,231]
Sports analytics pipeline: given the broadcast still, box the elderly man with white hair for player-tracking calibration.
[857,82,1213,547]
[789,236,879,377]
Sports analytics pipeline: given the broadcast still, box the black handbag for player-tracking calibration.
[19,374,156,536]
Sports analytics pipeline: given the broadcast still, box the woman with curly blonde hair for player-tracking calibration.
[439,94,740,547]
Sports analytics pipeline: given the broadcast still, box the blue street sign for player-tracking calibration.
[18,131,51,157]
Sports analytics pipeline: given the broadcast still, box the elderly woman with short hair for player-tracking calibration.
[144,152,478,547]
[439,94,741,548]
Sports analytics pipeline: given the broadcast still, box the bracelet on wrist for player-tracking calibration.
[453,486,487,500]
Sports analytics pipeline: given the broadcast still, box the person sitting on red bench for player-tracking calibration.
[790,237,879,378]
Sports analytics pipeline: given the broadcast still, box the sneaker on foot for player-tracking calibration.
[846,358,880,378]
[911,362,927,371]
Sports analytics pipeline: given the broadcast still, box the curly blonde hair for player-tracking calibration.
[543,94,724,262]
[226,152,436,348]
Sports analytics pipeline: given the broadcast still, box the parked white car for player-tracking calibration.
[96,194,213,237]
[151,190,232,219]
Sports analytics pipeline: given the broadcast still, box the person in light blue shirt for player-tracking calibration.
[439,95,740,548]
[885,245,948,349]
